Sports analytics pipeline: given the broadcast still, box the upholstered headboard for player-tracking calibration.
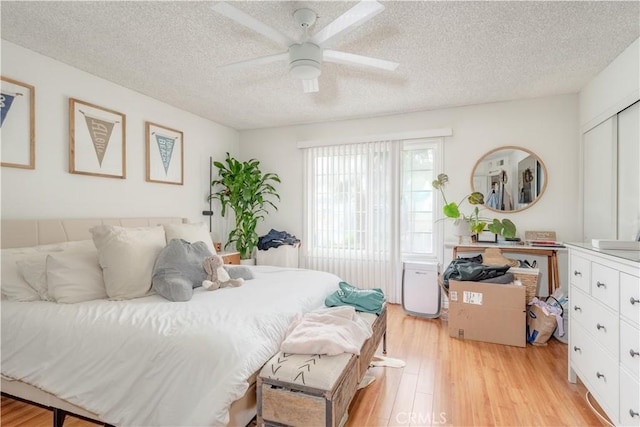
[1,217,187,249]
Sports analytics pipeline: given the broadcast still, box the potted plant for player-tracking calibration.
[209,153,281,260]
[431,173,516,241]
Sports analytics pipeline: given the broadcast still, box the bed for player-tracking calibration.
[1,217,342,426]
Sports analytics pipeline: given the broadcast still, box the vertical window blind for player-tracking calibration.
[302,141,402,302]
[301,138,441,304]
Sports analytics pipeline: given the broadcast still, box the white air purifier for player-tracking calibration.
[402,261,440,318]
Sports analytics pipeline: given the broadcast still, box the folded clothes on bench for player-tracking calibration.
[325,281,386,314]
[280,306,372,356]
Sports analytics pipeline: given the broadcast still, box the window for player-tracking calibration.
[302,138,441,303]
[401,140,438,256]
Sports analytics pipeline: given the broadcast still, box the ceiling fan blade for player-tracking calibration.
[302,78,319,93]
[218,52,288,71]
[211,2,294,47]
[324,50,399,71]
[311,1,385,47]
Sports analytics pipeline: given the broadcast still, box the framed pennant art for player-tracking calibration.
[69,98,126,179]
[145,121,183,185]
[1,76,35,169]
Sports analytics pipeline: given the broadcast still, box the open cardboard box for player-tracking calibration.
[448,280,527,347]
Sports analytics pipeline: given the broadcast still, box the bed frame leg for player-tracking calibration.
[382,332,387,355]
[53,408,67,427]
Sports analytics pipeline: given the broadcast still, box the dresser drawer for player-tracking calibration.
[584,299,619,357]
[570,287,592,331]
[620,368,640,427]
[620,320,640,377]
[586,341,620,421]
[570,319,619,422]
[620,272,640,326]
[569,321,592,376]
[591,262,619,311]
[570,255,591,293]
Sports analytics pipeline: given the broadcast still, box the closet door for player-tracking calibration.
[583,116,617,242]
[617,101,639,240]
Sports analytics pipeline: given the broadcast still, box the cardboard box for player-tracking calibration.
[448,280,527,347]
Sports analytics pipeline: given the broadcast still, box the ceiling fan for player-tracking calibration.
[211,1,399,93]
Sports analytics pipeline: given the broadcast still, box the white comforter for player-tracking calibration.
[1,266,340,426]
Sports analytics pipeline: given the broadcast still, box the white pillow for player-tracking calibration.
[14,240,96,301]
[1,248,40,301]
[90,225,166,300]
[163,222,216,255]
[17,255,50,301]
[47,250,107,303]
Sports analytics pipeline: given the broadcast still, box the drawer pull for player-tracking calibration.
[573,270,582,277]
[631,297,640,305]
[573,306,582,312]
[573,346,581,352]
[596,323,606,331]
[630,349,640,358]
[596,372,605,380]
[630,409,639,418]
[596,281,606,288]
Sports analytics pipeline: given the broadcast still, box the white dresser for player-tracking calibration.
[567,243,640,426]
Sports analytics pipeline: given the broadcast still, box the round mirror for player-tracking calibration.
[471,146,547,213]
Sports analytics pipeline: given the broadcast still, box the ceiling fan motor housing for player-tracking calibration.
[289,42,322,80]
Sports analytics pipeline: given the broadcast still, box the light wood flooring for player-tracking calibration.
[1,304,606,426]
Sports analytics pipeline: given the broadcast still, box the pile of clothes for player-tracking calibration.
[325,281,386,315]
[279,282,386,356]
[441,253,537,289]
[257,229,300,250]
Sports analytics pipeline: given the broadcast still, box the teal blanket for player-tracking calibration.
[325,281,386,315]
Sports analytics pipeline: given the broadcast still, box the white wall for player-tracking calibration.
[240,94,580,257]
[1,41,239,239]
[580,38,639,132]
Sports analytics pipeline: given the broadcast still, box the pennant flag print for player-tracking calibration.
[154,134,176,175]
[0,92,18,127]
[83,113,116,167]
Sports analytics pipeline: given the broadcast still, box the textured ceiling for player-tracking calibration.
[1,1,639,130]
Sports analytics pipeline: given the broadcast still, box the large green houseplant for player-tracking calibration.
[432,173,516,239]
[209,153,281,260]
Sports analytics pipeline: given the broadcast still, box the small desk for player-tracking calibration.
[450,243,565,295]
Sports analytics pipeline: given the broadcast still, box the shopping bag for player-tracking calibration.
[526,304,557,346]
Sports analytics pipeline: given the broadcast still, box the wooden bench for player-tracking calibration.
[257,306,387,427]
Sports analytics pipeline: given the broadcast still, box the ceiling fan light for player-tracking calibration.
[290,60,321,80]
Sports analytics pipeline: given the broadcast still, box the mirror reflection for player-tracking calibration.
[471,146,547,213]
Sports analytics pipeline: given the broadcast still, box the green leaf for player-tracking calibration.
[443,202,460,219]
[468,192,485,205]
[501,219,517,238]
[470,221,487,234]
[487,218,503,235]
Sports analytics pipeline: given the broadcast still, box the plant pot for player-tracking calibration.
[240,258,256,266]
[453,219,472,237]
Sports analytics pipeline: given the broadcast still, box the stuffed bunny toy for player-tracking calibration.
[202,255,243,290]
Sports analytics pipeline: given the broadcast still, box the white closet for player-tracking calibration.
[617,101,640,240]
[582,101,639,242]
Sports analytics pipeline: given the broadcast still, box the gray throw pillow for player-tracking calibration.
[152,239,212,302]
[223,265,254,281]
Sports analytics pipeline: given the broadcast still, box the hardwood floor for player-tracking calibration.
[1,304,606,426]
